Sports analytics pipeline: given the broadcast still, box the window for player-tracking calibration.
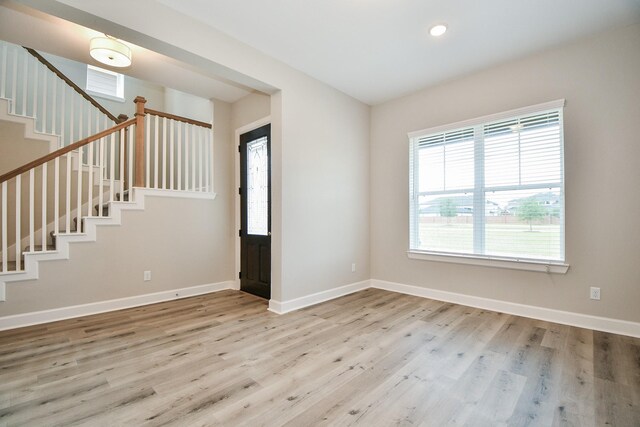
[409,100,566,271]
[86,65,124,102]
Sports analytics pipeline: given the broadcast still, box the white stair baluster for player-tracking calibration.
[11,48,17,114]
[41,162,47,251]
[15,175,21,270]
[128,125,134,194]
[162,117,167,189]
[205,129,211,193]
[98,137,104,216]
[145,115,150,188]
[60,84,66,147]
[65,154,71,233]
[32,59,38,128]
[54,157,59,237]
[110,132,115,202]
[69,90,74,146]
[191,126,196,191]
[170,120,175,190]
[21,51,27,116]
[154,115,159,188]
[177,121,182,191]
[42,67,47,133]
[2,181,7,272]
[119,129,125,195]
[52,77,57,135]
[199,126,203,191]
[76,144,87,222]
[29,169,34,252]
[185,125,190,191]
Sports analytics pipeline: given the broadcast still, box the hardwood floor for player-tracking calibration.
[0,289,638,426]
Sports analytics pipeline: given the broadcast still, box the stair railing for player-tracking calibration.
[0,96,214,273]
[0,116,136,272]
[143,107,213,193]
[0,40,121,149]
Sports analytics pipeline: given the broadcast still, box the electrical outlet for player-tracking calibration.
[144,270,151,281]
[351,263,356,272]
[590,287,600,300]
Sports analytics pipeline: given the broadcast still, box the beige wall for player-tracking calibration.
[0,196,225,316]
[0,120,51,175]
[39,0,373,303]
[370,24,640,323]
[164,88,213,123]
[0,97,235,316]
[231,92,271,131]
[210,98,235,282]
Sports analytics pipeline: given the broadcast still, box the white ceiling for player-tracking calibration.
[156,0,640,105]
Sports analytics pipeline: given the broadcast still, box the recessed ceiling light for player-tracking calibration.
[429,24,447,37]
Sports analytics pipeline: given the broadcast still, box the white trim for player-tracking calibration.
[371,279,640,338]
[407,251,569,274]
[268,280,371,314]
[0,281,235,331]
[408,99,566,138]
[86,90,125,104]
[131,187,217,200]
[235,116,272,137]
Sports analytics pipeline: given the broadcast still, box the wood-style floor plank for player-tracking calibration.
[0,289,639,426]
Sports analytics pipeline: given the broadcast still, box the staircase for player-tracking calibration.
[0,41,214,301]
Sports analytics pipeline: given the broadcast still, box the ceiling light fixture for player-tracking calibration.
[89,36,132,68]
[429,24,448,37]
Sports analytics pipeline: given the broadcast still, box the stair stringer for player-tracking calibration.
[0,188,217,301]
[0,98,60,152]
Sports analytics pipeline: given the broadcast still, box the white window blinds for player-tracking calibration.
[86,65,124,101]
[409,101,565,263]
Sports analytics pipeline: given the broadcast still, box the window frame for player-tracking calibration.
[86,64,125,103]
[408,99,569,274]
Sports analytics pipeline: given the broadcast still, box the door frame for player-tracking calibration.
[234,116,271,292]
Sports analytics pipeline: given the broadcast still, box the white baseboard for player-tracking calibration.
[0,280,235,331]
[268,280,371,314]
[371,279,640,338]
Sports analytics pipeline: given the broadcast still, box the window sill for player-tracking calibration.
[407,250,569,274]
[86,90,125,103]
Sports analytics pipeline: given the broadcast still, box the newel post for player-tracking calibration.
[134,96,147,187]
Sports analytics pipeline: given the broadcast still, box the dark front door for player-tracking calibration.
[240,124,271,299]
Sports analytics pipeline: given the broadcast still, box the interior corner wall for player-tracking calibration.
[278,82,370,301]
[370,23,640,323]
[0,97,235,318]
[17,0,372,305]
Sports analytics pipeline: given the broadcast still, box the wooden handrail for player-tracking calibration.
[24,47,121,123]
[144,108,212,129]
[0,118,136,184]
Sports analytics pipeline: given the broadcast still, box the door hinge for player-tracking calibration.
[238,145,241,152]
[239,271,242,279]
[238,187,242,195]
[238,229,242,237]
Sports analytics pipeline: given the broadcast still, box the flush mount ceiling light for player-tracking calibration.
[89,36,132,68]
[429,24,448,37]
